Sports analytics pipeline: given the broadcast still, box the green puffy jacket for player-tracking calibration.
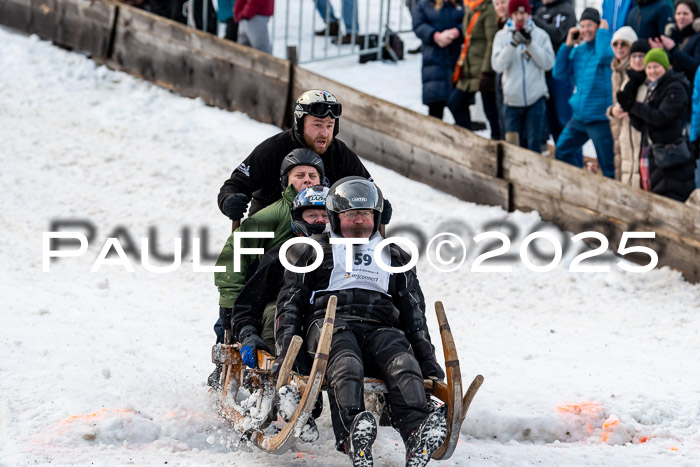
[455,1,497,93]
[215,184,298,308]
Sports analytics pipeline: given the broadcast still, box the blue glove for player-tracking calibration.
[223,193,250,221]
[239,325,271,368]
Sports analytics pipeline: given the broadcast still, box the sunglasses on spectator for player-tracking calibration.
[612,41,629,48]
[341,210,373,220]
[301,102,343,118]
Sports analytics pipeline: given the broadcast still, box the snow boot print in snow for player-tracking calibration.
[275,385,319,442]
[345,411,377,466]
[404,404,448,467]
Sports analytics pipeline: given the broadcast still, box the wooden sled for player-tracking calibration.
[210,299,483,459]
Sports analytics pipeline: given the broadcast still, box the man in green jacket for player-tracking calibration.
[208,148,325,387]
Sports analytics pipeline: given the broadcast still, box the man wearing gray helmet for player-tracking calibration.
[274,177,445,467]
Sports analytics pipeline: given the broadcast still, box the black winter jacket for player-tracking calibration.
[231,245,285,341]
[630,71,688,145]
[218,129,371,216]
[413,0,464,105]
[625,0,673,40]
[275,233,440,368]
[533,0,577,53]
[665,19,700,94]
[629,71,695,201]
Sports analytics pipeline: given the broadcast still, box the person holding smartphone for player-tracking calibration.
[491,0,555,152]
[553,8,616,178]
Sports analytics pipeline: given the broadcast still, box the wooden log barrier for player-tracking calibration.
[109,4,289,127]
[1,0,116,58]
[293,67,509,208]
[502,143,700,282]
[1,0,698,281]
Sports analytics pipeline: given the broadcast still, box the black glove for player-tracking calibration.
[420,358,446,381]
[626,68,647,85]
[412,339,446,380]
[239,325,271,369]
[511,29,531,46]
[616,82,638,112]
[381,198,392,225]
[270,351,286,380]
[223,193,250,221]
[219,306,232,331]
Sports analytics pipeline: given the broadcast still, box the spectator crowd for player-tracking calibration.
[121,0,697,203]
[413,0,699,202]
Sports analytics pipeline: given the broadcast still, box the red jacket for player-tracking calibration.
[234,0,274,22]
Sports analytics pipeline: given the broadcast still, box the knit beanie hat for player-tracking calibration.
[630,39,651,56]
[508,0,531,16]
[611,26,637,46]
[580,7,601,24]
[644,48,670,70]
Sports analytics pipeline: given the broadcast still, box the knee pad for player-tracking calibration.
[327,351,364,411]
[386,353,426,408]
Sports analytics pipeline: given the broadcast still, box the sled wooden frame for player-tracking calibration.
[211,300,483,459]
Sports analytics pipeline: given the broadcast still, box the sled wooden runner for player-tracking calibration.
[212,299,482,458]
[252,295,336,453]
[432,301,484,460]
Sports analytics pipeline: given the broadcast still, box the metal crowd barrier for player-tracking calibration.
[183,0,415,64]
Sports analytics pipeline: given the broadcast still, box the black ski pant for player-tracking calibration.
[305,319,430,451]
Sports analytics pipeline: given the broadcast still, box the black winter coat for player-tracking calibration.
[533,0,577,53]
[231,245,284,341]
[413,0,465,105]
[629,71,696,201]
[665,19,700,94]
[625,0,674,40]
[218,129,371,216]
[275,233,439,368]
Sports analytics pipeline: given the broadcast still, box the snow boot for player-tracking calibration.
[404,404,448,467]
[345,411,377,467]
[276,385,319,442]
[207,364,222,390]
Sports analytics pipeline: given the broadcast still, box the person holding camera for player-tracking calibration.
[491,0,554,152]
[553,8,616,178]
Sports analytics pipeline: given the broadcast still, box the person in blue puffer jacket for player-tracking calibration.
[691,63,700,189]
[413,0,465,120]
[602,0,633,33]
[553,8,615,178]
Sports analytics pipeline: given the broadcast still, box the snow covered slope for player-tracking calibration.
[1,27,699,466]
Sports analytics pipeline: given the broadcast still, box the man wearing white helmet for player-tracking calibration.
[218,90,392,226]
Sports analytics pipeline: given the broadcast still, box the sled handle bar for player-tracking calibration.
[275,335,303,392]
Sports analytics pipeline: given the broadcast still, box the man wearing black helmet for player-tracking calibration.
[274,177,445,467]
[217,90,392,226]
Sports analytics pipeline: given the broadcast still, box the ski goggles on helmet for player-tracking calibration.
[302,101,343,119]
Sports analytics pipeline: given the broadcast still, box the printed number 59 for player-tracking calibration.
[354,253,372,266]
